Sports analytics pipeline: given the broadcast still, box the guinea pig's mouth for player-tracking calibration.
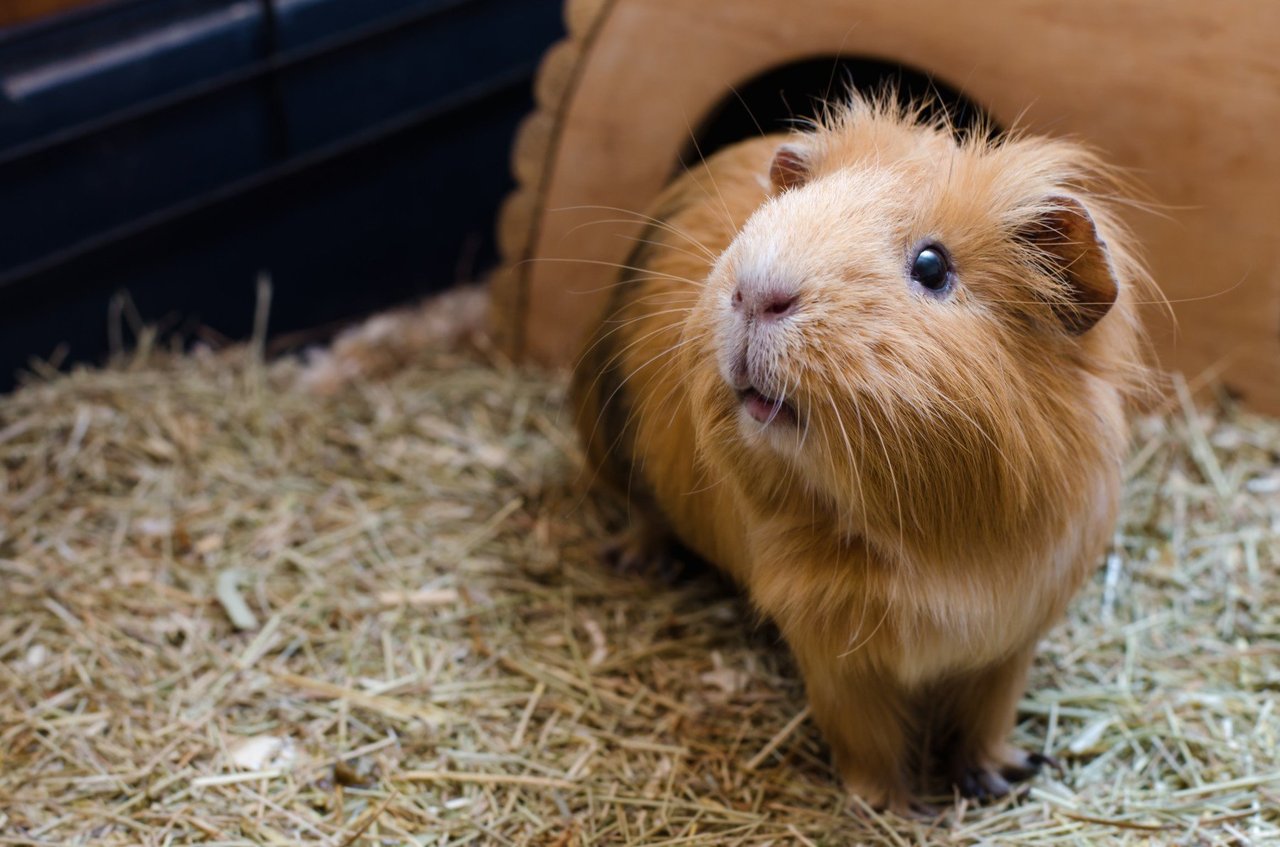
[738,387,798,427]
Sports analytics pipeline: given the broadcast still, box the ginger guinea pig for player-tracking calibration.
[571,96,1153,811]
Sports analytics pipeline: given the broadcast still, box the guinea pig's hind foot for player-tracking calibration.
[845,782,934,822]
[598,524,682,582]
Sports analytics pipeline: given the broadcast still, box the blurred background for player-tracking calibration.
[0,0,563,390]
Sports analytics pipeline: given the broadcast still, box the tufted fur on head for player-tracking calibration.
[572,92,1158,809]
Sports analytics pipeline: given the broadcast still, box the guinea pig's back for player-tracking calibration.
[570,136,779,567]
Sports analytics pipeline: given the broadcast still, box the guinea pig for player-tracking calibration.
[571,95,1154,812]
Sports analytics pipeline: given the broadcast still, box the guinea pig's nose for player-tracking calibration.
[732,284,798,322]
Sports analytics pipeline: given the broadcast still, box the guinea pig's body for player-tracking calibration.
[572,98,1152,810]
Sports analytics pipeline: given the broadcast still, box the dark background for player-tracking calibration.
[0,0,564,390]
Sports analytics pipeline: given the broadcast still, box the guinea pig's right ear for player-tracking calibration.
[1017,196,1120,335]
[769,142,812,192]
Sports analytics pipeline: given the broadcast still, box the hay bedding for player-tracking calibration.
[1,339,1278,847]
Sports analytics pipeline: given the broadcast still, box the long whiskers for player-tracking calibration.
[598,329,709,501]
[576,325,707,501]
[549,204,720,260]
[516,256,702,289]
[858,387,908,556]
[589,324,708,455]
[571,294,699,378]
[838,602,894,660]
[559,217,721,266]
[677,109,738,235]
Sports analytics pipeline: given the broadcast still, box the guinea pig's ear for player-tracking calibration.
[769,142,811,192]
[1017,195,1119,334]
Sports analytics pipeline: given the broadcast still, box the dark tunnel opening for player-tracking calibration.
[679,56,998,172]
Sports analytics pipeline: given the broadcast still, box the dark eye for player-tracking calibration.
[910,244,952,292]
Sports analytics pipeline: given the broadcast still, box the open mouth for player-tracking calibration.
[739,387,798,426]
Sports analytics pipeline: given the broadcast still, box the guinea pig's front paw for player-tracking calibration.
[952,761,1016,801]
[998,748,1064,784]
[949,746,1057,801]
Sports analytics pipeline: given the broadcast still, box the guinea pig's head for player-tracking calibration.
[684,98,1152,557]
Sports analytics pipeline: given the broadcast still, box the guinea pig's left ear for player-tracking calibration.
[769,142,811,192]
[1017,195,1119,334]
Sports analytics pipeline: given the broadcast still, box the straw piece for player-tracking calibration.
[395,771,577,790]
[376,588,460,607]
[334,790,399,847]
[191,771,283,788]
[745,707,812,771]
[215,568,260,631]
[272,672,450,725]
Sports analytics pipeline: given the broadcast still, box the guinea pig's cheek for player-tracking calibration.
[713,302,749,389]
[717,345,742,392]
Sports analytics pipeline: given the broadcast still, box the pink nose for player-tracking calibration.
[731,285,798,321]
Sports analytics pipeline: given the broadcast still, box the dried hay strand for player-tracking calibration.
[1,339,1278,846]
